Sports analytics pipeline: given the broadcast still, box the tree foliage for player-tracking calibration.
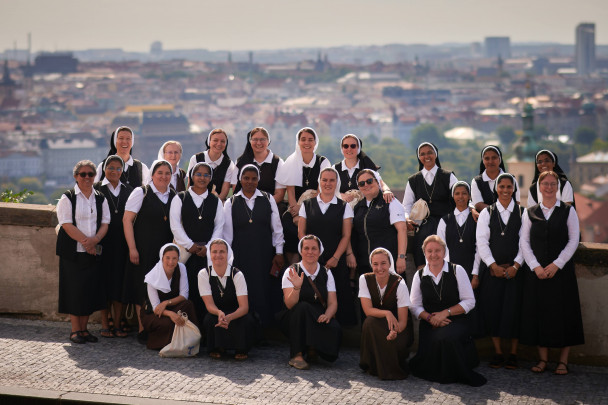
[1,189,34,203]
[495,126,516,146]
[575,127,598,146]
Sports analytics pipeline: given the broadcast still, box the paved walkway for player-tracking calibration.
[0,318,606,404]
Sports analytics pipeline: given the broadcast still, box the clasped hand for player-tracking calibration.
[385,312,399,340]
[534,263,559,279]
[215,311,230,329]
[429,310,451,328]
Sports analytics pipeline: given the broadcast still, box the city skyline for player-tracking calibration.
[1,0,607,54]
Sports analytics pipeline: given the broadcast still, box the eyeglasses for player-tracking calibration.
[193,173,212,178]
[357,178,375,187]
[106,167,123,172]
[536,159,553,165]
[342,143,357,149]
[78,172,95,178]
[540,182,558,188]
[250,138,268,144]
[164,151,181,155]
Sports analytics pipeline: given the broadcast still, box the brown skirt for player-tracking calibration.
[140,300,198,350]
[360,317,409,380]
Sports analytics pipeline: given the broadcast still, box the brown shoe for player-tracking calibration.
[288,358,310,370]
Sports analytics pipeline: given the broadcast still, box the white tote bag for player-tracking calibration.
[159,312,201,358]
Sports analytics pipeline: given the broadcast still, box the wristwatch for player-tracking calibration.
[398,254,406,259]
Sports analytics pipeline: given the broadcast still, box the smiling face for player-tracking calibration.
[300,238,321,266]
[104,160,123,186]
[423,240,446,268]
[483,149,501,174]
[536,152,555,173]
[539,172,559,201]
[210,241,228,268]
[163,143,182,169]
[418,145,436,170]
[496,177,514,204]
[209,132,227,155]
[341,136,359,159]
[240,168,259,195]
[151,163,172,191]
[357,172,379,200]
[191,164,211,193]
[74,165,96,191]
[371,251,391,282]
[319,170,337,197]
[115,129,133,156]
[452,185,470,210]
[249,130,269,155]
[162,249,179,272]
[298,131,316,155]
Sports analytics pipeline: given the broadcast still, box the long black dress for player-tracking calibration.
[407,169,454,267]
[359,273,410,380]
[231,192,282,326]
[477,203,524,339]
[202,266,255,353]
[123,186,175,306]
[519,204,584,347]
[95,181,133,303]
[177,190,219,323]
[303,197,356,326]
[409,263,486,387]
[280,263,342,361]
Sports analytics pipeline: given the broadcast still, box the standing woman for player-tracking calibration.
[170,162,224,323]
[276,127,331,261]
[224,164,284,326]
[359,248,411,380]
[141,243,197,350]
[234,127,286,204]
[334,134,393,203]
[352,169,407,277]
[409,235,486,387]
[94,155,133,338]
[281,235,341,370]
[520,171,583,375]
[298,167,356,326]
[157,140,186,192]
[56,160,110,343]
[403,142,458,269]
[476,173,525,369]
[528,149,575,207]
[95,126,149,187]
[187,128,237,201]
[198,239,256,359]
[471,145,520,211]
[123,159,176,343]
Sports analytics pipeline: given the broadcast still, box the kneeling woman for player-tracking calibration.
[359,248,412,380]
[281,235,341,370]
[141,243,197,350]
[198,239,255,360]
[409,235,486,387]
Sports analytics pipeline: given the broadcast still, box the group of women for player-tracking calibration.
[56,125,584,385]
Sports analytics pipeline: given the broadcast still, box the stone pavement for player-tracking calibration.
[0,318,606,405]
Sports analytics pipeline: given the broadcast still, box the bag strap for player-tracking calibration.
[384,275,402,301]
[296,263,327,308]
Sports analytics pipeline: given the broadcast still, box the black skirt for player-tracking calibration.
[203,313,256,353]
[58,253,105,316]
[360,317,410,380]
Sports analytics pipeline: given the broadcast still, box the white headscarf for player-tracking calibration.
[451,180,471,199]
[297,235,325,255]
[102,154,125,172]
[340,134,361,156]
[357,169,383,192]
[368,247,396,274]
[206,238,235,267]
[150,159,173,175]
[276,127,319,187]
[113,126,134,148]
[417,142,438,157]
[144,243,183,293]
[317,167,342,198]
[157,141,182,169]
[238,164,260,182]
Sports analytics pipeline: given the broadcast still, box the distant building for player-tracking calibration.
[484,37,511,58]
[0,60,20,109]
[0,150,41,178]
[571,150,608,188]
[150,41,163,55]
[575,23,596,75]
[574,193,608,243]
[33,52,78,74]
[40,137,106,183]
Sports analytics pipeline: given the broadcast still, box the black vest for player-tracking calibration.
[334,159,377,193]
[158,267,182,302]
[304,198,347,265]
[231,192,273,250]
[235,154,280,195]
[133,185,175,250]
[487,202,523,265]
[473,175,495,206]
[94,181,133,244]
[352,194,398,265]
[364,273,401,318]
[196,152,231,193]
[209,266,241,314]
[442,211,477,276]
[294,155,326,201]
[407,169,453,218]
[418,263,461,314]
[55,188,104,259]
[178,191,218,244]
[528,203,571,268]
[295,263,329,307]
[99,158,143,187]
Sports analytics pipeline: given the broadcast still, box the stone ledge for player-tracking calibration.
[0,203,58,228]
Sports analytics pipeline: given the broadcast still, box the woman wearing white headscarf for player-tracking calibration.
[298,167,356,326]
[359,248,412,380]
[155,140,186,192]
[280,235,341,370]
[198,238,256,360]
[140,243,196,350]
[95,126,150,186]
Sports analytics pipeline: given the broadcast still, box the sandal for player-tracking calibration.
[80,330,98,343]
[531,359,548,373]
[100,328,114,338]
[70,331,86,344]
[489,354,505,369]
[234,353,248,361]
[107,316,115,330]
[113,327,128,338]
[288,358,310,370]
[554,361,569,375]
[504,354,518,370]
[120,319,132,333]
[209,351,222,359]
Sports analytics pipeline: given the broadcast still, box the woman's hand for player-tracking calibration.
[382,190,395,203]
[471,275,479,289]
[386,329,398,341]
[154,300,168,317]
[169,311,186,326]
[544,263,559,278]
[317,313,332,324]
[396,257,406,274]
[533,266,546,279]
[188,244,201,254]
[195,245,207,257]
[406,219,416,232]
[505,265,518,279]
[289,203,301,217]
[385,311,399,333]
[346,253,357,270]
[325,256,339,269]
[272,254,285,271]
[214,310,229,329]
[430,310,451,328]
[490,263,505,278]
[287,267,305,290]
[471,209,480,222]
[341,192,354,203]
[129,248,140,265]
[81,236,97,251]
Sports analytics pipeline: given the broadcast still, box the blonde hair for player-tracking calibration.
[422,235,446,252]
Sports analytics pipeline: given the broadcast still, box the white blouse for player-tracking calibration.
[187,151,238,186]
[436,207,481,275]
[402,165,458,217]
[169,189,224,250]
[198,267,248,297]
[476,200,524,268]
[358,274,411,308]
[281,262,336,292]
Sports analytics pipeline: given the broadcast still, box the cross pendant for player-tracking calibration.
[220,292,224,297]
[314,293,317,300]
[305,180,309,186]
[348,181,351,187]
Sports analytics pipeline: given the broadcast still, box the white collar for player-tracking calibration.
[123,156,134,167]
[317,194,338,205]
[73,184,94,197]
[497,199,515,213]
[150,182,170,196]
[482,168,504,182]
[188,187,209,199]
[204,150,224,166]
[302,154,317,168]
[421,165,439,177]
[254,150,274,165]
[422,261,449,277]
[299,261,320,277]
[235,189,263,200]
[101,177,123,190]
[540,200,561,210]
[454,207,470,216]
[340,159,359,172]
[210,266,231,279]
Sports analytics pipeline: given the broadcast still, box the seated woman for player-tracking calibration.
[280,235,341,370]
[359,248,411,380]
[198,238,255,360]
[520,171,584,375]
[409,235,486,387]
[141,243,197,350]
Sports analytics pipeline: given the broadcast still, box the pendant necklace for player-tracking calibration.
[497,207,508,236]
[106,189,121,214]
[423,173,437,204]
[196,197,205,220]
[303,166,312,187]
[376,280,388,306]
[156,195,169,221]
[242,197,254,223]
[212,266,226,297]
[431,272,444,301]
[456,214,468,243]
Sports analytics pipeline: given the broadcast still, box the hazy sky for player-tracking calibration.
[1,0,606,53]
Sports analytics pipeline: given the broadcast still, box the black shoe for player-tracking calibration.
[70,331,86,344]
[489,354,505,368]
[80,330,98,343]
[505,354,518,370]
[137,331,148,345]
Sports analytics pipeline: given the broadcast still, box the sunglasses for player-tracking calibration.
[357,178,375,187]
[78,172,95,178]
[342,143,358,149]
[193,172,212,178]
